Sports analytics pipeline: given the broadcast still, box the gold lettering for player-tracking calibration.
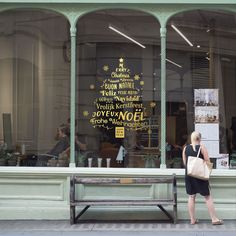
[118,111,144,122]
[133,111,144,122]
[100,90,117,96]
[96,103,115,110]
[111,72,130,79]
[119,82,134,89]
[104,84,117,90]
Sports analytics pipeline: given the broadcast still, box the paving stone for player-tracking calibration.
[0,220,235,233]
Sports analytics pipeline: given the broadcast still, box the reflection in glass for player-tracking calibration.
[0,10,70,166]
[166,10,236,168]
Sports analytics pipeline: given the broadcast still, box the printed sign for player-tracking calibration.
[216,154,229,169]
[115,127,125,138]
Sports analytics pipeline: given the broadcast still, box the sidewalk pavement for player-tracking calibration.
[0,220,235,236]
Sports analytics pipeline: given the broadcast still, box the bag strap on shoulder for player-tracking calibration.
[196,145,201,158]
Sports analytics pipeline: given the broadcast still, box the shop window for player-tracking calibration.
[166,10,236,169]
[0,9,70,167]
[76,9,161,168]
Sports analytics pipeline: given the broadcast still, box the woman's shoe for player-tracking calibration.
[212,220,224,225]
[190,219,199,225]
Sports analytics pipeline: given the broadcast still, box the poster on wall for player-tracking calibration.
[195,123,219,140]
[194,89,220,158]
[200,140,220,157]
[216,154,229,169]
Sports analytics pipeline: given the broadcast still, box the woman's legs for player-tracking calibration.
[188,194,197,224]
[204,195,221,222]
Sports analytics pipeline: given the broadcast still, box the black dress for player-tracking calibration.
[185,144,210,196]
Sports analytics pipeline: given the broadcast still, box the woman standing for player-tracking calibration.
[182,131,223,225]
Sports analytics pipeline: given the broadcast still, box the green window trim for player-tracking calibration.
[0,3,236,168]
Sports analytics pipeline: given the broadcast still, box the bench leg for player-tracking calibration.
[75,205,90,223]
[70,206,76,225]
[173,204,178,224]
[157,205,174,223]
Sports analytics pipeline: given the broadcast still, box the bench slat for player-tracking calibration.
[74,177,173,184]
[72,199,175,206]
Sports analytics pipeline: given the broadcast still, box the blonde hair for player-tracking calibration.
[191,131,201,151]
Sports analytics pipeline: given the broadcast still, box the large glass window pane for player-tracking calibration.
[166,10,236,169]
[77,9,161,168]
[0,10,70,167]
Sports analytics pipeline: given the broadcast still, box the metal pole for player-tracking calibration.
[69,25,77,167]
[160,27,167,169]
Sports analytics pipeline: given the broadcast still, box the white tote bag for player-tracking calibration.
[187,146,213,180]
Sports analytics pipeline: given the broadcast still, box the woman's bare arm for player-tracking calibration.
[182,146,187,166]
[200,145,210,162]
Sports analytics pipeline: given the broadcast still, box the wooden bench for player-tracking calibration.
[70,174,177,224]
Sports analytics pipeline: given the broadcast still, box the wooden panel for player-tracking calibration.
[167,116,176,145]
[75,177,173,184]
[0,179,65,200]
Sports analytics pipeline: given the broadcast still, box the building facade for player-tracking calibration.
[0,0,235,220]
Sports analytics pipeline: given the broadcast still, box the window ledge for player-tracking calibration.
[0,166,235,178]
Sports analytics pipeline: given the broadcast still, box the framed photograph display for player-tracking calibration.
[194,89,220,158]
[194,89,218,106]
[195,106,219,123]
[216,154,229,169]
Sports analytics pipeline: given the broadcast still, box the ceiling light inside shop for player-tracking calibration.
[221,57,231,62]
[160,53,182,68]
[109,25,146,48]
[171,24,193,47]
[166,58,182,68]
[197,45,201,48]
